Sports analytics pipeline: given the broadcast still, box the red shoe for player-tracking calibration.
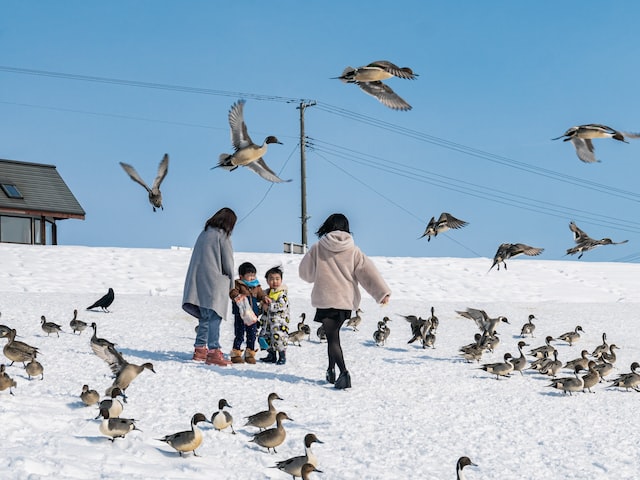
[206,349,232,366]
[192,346,208,362]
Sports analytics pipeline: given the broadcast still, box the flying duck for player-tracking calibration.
[215,100,289,183]
[119,154,169,211]
[552,124,640,163]
[335,60,417,111]
[490,243,544,271]
[566,221,628,259]
[419,212,468,241]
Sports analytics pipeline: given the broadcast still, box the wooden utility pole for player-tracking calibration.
[298,100,315,247]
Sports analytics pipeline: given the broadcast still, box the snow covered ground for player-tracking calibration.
[1,243,639,479]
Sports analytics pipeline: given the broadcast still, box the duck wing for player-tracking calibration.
[151,154,169,190]
[569,221,592,244]
[228,100,253,151]
[357,81,412,111]
[92,342,128,376]
[511,243,544,257]
[245,158,291,183]
[119,163,152,193]
[439,212,468,230]
[367,61,418,80]
[570,137,598,163]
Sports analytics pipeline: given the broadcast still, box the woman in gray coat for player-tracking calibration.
[183,207,236,366]
[299,213,391,388]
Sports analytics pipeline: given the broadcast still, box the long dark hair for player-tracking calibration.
[315,213,350,238]
[204,207,237,236]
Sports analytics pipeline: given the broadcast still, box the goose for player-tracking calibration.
[520,314,536,338]
[245,392,283,430]
[581,361,600,393]
[419,212,468,241]
[456,456,478,480]
[211,398,235,434]
[552,124,640,163]
[510,341,529,375]
[609,362,640,392]
[69,309,88,334]
[480,353,514,380]
[564,350,590,371]
[273,433,323,478]
[556,325,584,346]
[40,315,62,337]
[540,350,563,378]
[25,355,43,380]
[591,332,608,359]
[600,344,620,364]
[96,387,124,419]
[566,221,628,259]
[215,100,289,183]
[86,288,115,312]
[547,365,585,395]
[0,364,17,395]
[346,308,363,331]
[119,153,169,211]
[249,411,292,453]
[334,60,417,111]
[300,463,323,480]
[80,384,100,406]
[456,308,509,336]
[489,243,544,271]
[99,408,139,441]
[529,336,555,358]
[297,313,311,338]
[157,413,209,456]
[3,329,39,366]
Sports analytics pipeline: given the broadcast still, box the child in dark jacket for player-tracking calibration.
[229,262,266,364]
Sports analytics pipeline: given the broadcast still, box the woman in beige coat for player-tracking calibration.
[299,213,390,389]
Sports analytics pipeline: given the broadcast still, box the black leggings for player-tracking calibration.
[314,308,352,373]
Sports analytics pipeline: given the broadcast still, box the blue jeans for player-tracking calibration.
[195,307,222,350]
[233,315,258,351]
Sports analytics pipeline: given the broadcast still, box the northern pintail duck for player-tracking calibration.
[87,288,115,312]
[556,325,584,346]
[423,324,437,349]
[600,344,619,364]
[427,306,439,333]
[0,323,12,338]
[0,364,17,395]
[335,60,418,111]
[316,325,326,342]
[216,100,289,183]
[520,314,536,338]
[484,333,500,353]
[480,353,514,380]
[489,243,544,271]
[80,384,100,406]
[346,308,363,331]
[456,456,478,480]
[540,350,563,378]
[581,361,600,393]
[564,350,590,370]
[420,212,468,241]
[89,322,117,359]
[297,313,311,338]
[273,432,323,478]
[609,362,640,392]
[591,332,608,359]
[300,463,323,480]
[69,309,88,334]
[40,315,62,337]
[565,221,628,259]
[594,359,615,381]
[105,359,156,401]
[3,329,39,366]
[529,336,555,358]
[249,411,292,453]
[287,329,306,347]
[157,413,209,456]
[552,124,640,163]
[459,334,486,363]
[245,392,283,430]
[99,408,139,441]
[547,365,585,395]
[25,355,43,380]
[510,341,529,375]
[96,387,124,419]
[456,308,509,336]
[119,153,169,211]
[211,398,235,434]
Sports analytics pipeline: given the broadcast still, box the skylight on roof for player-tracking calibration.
[0,182,23,199]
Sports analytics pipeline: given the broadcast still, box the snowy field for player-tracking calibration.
[1,243,639,479]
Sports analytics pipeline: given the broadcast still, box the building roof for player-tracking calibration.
[0,158,85,219]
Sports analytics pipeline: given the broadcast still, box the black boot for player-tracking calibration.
[276,350,286,365]
[326,367,336,384]
[260,349,277,363]
[335,370,351,389]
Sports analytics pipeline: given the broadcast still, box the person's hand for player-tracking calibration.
[380,294,390,305]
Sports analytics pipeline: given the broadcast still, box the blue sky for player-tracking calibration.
[2,2,640,262]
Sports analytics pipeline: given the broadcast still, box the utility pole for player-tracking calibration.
[298,100,315,248]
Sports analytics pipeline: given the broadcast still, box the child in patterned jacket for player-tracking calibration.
[258,265,290,365]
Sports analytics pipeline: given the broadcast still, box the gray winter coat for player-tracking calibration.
[182,227,235,320]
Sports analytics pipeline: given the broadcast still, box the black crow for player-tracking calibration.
[87,288,115,312]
